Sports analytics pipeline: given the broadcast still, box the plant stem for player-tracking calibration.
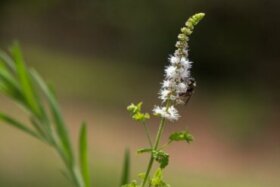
[141,117,166,187]
[53,141,84,187]
[143,122,153,147]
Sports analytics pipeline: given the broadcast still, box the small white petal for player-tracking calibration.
[180,69,190,79]
[169,56,180,64]
[153,105,180,121]
[167,106,180,121]
[165,65,177,78]
[159,89,170,102]
[162,80,171,88]
[181,58,192,69]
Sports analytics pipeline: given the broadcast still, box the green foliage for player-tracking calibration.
[150,169,170,187]
[120,149,131,186]
[0,43,89,187]
[122,180,140,187]
[137,148,169,169]
[79,123,91,187]
[137,148,153,154]
[169,131,194,144]
[152,151,169,169]
[127,102,142,114]
[127,102,150,123]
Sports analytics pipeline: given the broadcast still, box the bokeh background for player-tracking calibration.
[0,0,279,187]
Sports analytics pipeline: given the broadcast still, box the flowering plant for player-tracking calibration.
[125,13,205,187]
[0,12,205,187]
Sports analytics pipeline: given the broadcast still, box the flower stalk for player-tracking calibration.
[126,12,205,187]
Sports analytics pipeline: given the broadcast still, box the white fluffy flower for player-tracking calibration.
[162,80,172,88]
[159,89,170,102]
[180,58,192,69]
[180,68,190,79]
[169,56,180,64]
[168,106,180,121]
[153,106,180,121]
[161,55,192,105]
[165,65,178,78]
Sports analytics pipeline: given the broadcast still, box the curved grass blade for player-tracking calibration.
[0,112,42,140]
[9,43,40,116]
[79,123,91,187]
[120,148,130,186]
[30,69,74,164]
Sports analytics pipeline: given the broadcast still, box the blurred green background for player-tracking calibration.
[0,0,279,187]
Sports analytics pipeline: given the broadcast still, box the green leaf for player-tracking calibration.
[0,50,16,71]
[152,150,169,169]
[120,149,130,186]
[137,148,152,154]
[10,42,40,116]
[151,168,163,186]
[30,69,73,164]
[169,131,194,143]
[121,180,139,187]
[150,168,170,187]
[127,102,142,114]
[79,123,91,187]
[137,172,146,180]
[0,62,24,101]
[132,112,150,122]
[127,102,150,123]
[0,112,41,140]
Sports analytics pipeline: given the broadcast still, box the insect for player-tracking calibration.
[179,77,196,104]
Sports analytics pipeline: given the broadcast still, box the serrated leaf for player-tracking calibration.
[150,168,171,187]
[169,131,194,143]
[152,150,169,169]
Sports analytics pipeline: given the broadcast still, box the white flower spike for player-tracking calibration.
[153,12,205,121]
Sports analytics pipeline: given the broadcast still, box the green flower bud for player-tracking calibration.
[181,27,192,35]
[177,33,187,41]
[185,21,194,30]
[185,12,205,29]
[175,13,205,54]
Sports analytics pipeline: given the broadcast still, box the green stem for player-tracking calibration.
[53,140,84,187]
[141,117,166,187]
[143,122,153,147]
[159,140,172,150]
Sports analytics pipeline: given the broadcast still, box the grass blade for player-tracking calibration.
[9,43,40,115]
[30,69,73,163]
[120,149,130,186]
[79,123,90,187]
[0,50,16,71]
[0,112,41,140]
